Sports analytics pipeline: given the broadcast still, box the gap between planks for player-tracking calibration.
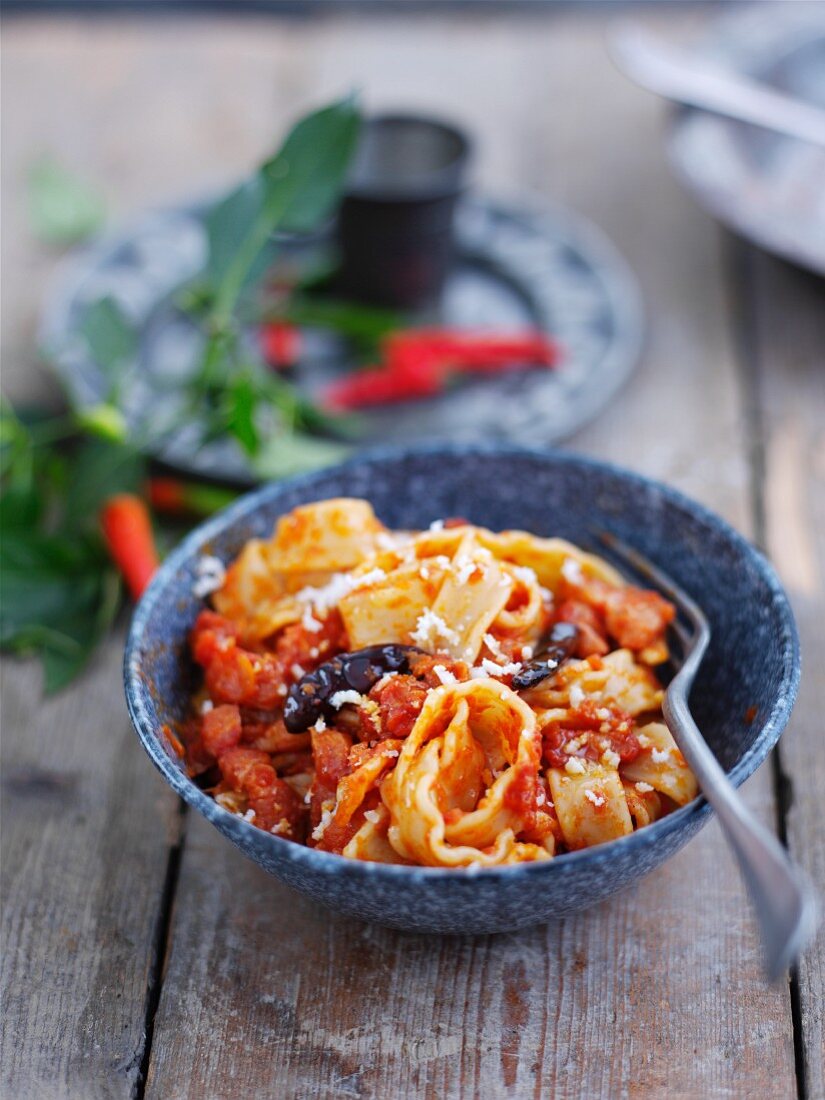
[134,801,189,1100]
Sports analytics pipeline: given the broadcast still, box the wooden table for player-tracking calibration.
[2,7,824,1098]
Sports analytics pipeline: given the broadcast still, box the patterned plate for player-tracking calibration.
[41,194,643,485]
[668,3,825,276]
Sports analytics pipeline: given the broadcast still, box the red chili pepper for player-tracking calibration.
[260,322,302,370]
[324,329,559,410]
[387,330,558,369]
[100,494,160,601]
[147,478,238,518]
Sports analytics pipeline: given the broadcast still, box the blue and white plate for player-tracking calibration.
[41,194,643,484]
[668,3,825,275]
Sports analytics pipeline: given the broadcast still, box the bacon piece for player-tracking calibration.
[559,575,675,654]
[309,728,354,829]
[555,599,609,657]
[201,704,242,757]
[366,674,429,740]
[273,610,347,672]
[190,610,241,666]
[217,746,306,837]
[601,588,675,651]
[541,700,640,768]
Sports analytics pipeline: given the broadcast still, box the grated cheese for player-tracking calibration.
[329,689,364,709]
[601,749,621,768]
[565,758,587,776]
[479,658,523,678]
[291,663,305,681]
[561,557,584,585]
[569,684,585,708]
[192,555,226,598]
[301,606,323,633]
[411,609,460,650]
[635,781,654,793]
[513,565,539,585]
[353,567,387,589]
[433,664,457,686]
[200,699,214,714]
[428,519,445,532]
[363,809,381,825]
[312,805,335,841]
[651,748,670,764]
[313,716,327,733]
[584,788,605,807]
[454,558,478,585]
[373,671,399,691]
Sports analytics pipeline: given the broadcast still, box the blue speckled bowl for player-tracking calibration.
[124,446,800,934]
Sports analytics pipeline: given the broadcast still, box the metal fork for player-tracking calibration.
[597,531,818,981]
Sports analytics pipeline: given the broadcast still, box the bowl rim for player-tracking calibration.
[124,442,800,883]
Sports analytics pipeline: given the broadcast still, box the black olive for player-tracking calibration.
[511,622,579,691]
[283,644,425,733]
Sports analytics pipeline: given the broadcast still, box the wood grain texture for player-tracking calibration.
[98,12,794,1099]
[743,247,825,1099]
[0,9,808,1099]
[0,632,181,1100]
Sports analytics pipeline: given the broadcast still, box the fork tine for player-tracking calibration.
[595,529,707,631]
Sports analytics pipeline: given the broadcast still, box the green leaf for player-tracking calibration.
[252,431,349,480]
[0,528,121,691]
[28,158,105,245]
[62,437,144,524]
[204,179,273,293]
[276,295,402,354]
[0,483,44,530]
[81,297,136,375]
[225,372,260,455]
[265,95,362,235]
[0,533,103,643]
[210,96,361,320]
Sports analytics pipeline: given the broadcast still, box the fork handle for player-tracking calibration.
[663,694,818,981]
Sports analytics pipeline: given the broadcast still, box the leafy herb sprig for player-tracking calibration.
[0,401,142,690]
[1,97,363,691]
[74,96,362,479]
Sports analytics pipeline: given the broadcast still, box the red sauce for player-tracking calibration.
[541,700,640,768]
[364,675,430,740]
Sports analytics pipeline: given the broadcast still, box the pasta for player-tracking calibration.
[182,498,697,867]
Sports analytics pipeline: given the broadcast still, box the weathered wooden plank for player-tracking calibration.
[0,23,186,1098]
[0,634,181,1100]
[109,11,798,1099]
[743,247,825,1099]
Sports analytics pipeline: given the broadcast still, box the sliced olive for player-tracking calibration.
[283,643,425,733]
[511,622,579,691]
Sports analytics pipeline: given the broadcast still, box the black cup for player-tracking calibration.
[337,113,472,310]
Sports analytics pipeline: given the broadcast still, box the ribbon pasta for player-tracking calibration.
[187,498,698,867]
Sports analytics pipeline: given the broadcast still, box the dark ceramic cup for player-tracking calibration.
[124,445,799,934]
[336,113,472,309]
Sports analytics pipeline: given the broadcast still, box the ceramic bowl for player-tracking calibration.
[124,445,799,934]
